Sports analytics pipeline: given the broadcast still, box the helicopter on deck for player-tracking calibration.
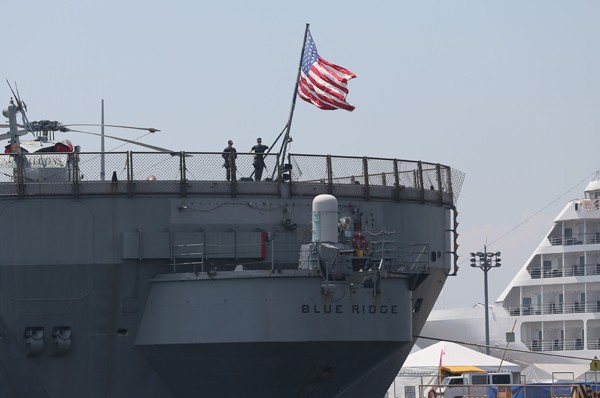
[0,81,166,182]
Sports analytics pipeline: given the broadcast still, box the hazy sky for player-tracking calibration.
[3,1,600,309]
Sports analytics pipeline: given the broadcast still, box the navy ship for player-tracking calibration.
[0,95,463,397]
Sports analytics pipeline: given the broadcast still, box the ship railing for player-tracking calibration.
[507,300,600,316]
[541,302,564,315]
[547,232,600,246]
[527,263,600,279]
[525,339,585,351]
[298,240,431,277]
[588,339,600,350]
[565,264,589,277]
[373,243,430,274]
[517,305,541,316]
[364,229,398,270]
[563,301,588,314]
[568,301,600,314]
[169,241,275,273]
[171,243,205,272]
[506,304,553,316]
[349,232,430,273]
[520,335,600,352]
[584,263,600,276]
[0,152,462,206]
[586,300,600,313]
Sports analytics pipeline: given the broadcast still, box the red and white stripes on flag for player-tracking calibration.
[297,29,356,111]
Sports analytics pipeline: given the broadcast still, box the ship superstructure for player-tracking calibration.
[422,174,600,366]
[0,98,463,397]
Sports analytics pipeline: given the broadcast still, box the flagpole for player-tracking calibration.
[278,23,310,176]
[101,99,105,181]
[438,346,445,386]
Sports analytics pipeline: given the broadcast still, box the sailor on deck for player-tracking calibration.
[251,137,268,181]
[222,140,237,181]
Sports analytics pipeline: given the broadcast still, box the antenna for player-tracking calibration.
[101,100,105,181]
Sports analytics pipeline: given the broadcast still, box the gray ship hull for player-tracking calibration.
[0,150,461,397]
[142,341,405,397]
[136,272,411,398]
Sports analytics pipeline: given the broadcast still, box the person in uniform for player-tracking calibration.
[222,140,237,181]
[251,137,268,181]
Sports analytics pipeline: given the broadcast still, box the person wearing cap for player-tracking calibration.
[251,137,268,181]
[222,140,237,181]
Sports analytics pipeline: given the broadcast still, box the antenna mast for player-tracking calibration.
[4,99,21,154]
[101,99,105,181]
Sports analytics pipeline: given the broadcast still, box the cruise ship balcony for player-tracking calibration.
[548,232,600,246]
[527,264,600,278]
[524,339,581,351]
[524,336,585,352]
[588,339,600,350]
[506,300,600,316]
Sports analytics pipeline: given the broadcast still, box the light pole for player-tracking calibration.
[470,246,501,355]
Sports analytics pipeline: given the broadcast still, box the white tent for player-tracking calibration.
[521,363,594,383]
[386,342,521,398]
[404,341,520,372]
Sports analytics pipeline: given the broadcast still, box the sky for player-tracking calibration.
[3,1,600,309]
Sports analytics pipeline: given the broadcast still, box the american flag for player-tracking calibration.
[297,30,356,111]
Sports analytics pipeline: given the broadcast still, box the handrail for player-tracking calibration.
[506,300,600,316]
[547,231,600,246]
[528,263,600,278]
[0,151,463,204]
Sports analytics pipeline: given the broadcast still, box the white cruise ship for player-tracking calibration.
[420,174,600,366]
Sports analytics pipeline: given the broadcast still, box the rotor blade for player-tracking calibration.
[0,130,28,141]
[6,80,25,111]
[1,122,160,133]
[6,81,33,132]
[15,82,21,101]
[68,129,174,152]
[14,82,26,111]
[6,80,18,103]
[64,124,160,133]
